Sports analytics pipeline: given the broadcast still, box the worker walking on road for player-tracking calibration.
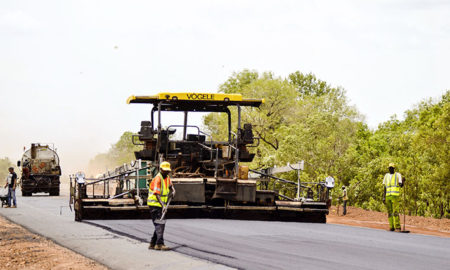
[4,167,17,208]
[342,186,348,215]
[383,163,404,231]
[148,161,176,251]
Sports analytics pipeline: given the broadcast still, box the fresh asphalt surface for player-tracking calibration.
[1,192,449,270]
[89,218,450,270]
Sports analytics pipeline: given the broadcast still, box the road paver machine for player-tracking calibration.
[70,93,333,222]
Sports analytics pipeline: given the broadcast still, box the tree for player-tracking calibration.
[219,69,270,94]
[204,70,363,199]
[288,71,343,97]
[347,91,449,218]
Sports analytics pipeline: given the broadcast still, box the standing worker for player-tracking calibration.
[147,161,176,251]
[383,163,404,231]
[342,186,348,215]
[4,167,17,208]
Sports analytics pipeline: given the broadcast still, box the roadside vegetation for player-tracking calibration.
[0,157,14,181]
[89,69,449,219]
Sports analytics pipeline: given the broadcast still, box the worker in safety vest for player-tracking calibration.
[341,186,348,215]
[382,163,404,231]
[148,161,176,250]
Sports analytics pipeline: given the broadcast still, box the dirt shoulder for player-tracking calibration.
[0,215,107,270]
[327,206,450,238]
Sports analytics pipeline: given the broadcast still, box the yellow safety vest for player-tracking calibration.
[384,173,400,197]
[343,189,348,201]
[147,173,170,207]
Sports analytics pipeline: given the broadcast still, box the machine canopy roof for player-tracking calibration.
[127,92,264,112]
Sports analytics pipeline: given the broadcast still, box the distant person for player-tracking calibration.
[4,167,17,208]
[147,162,176,251]
[383,163,404,231]
[342,186,348,215]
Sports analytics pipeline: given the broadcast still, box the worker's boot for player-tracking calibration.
[155,245,171,251]
[389,228,395,231]
[148,243,156,250]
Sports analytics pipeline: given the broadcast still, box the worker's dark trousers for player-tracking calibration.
[7,187,16,207]
[150,206,165,245]
[343,200,347,215]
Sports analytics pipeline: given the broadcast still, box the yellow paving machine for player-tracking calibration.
[70,93,334,222]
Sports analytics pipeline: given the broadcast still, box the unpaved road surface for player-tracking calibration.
[0,215,106,270]
[328,206,450,237]
[89,218,450,270]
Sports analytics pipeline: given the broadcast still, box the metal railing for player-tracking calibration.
[69,160,147,200]
[249,162,331,202]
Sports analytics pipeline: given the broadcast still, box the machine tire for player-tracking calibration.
[305,213,327,223]
[49,189,60,196]
[318,213,327,223]
[22,191,32,197]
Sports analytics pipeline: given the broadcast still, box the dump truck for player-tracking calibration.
[70,92,334,222]
[18,143,61,196]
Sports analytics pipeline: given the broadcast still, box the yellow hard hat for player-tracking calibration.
[160,161,171,171]
[388,163,395,168]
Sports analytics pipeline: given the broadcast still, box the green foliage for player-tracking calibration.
[348,91,450,218]
[205,70,449,219]
[288,71,343,97]
[0,157,14,184]
[205,70,363,199]
[219,69,272,94]
[204,74,298,155]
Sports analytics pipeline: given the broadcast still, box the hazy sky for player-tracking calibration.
[0,0,448,174]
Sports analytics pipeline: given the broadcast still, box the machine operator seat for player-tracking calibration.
[139,121,154,140]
